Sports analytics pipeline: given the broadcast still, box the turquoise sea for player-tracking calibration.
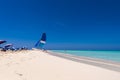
[52,50,120,62]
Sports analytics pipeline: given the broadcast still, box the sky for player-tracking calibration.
[0,0,120,50]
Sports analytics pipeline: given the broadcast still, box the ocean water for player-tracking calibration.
[52,50,120,62]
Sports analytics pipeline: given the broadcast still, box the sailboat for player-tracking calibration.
[34,33,46,50]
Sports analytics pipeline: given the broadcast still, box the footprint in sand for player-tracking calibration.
[15,71,23,76]
[16,73,23,76]
[15,72,27,80]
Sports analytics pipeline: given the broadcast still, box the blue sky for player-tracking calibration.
[0,0,120,50]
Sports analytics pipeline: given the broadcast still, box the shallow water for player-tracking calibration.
[52,50,120,62]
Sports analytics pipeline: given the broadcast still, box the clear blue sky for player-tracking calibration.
[0,0,120,50]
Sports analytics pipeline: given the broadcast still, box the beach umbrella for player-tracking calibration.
[35,33,46,49]
[4,44,13,48]
[0,40,6,44]
[3,44,13,50]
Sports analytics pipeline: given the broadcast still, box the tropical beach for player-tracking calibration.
[0,50,120,80]
[0,0,120,80]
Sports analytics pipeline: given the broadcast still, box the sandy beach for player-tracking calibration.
[0,50,120,80]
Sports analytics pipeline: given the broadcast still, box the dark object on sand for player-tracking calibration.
[21,46,28,50]
[1,44,14,51]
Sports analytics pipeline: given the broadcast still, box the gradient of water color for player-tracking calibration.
[52,50,120,62]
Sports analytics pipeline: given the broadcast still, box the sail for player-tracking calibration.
[35,33,46,49]
[40,33,46,44]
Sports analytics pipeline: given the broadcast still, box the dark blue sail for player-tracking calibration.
[41,33,46,41]
[35,33,46,49]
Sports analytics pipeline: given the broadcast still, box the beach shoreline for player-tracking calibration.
[0,50,120,80]
[48,50,120,72]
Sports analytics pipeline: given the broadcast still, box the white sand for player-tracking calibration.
[0,50,120,80]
